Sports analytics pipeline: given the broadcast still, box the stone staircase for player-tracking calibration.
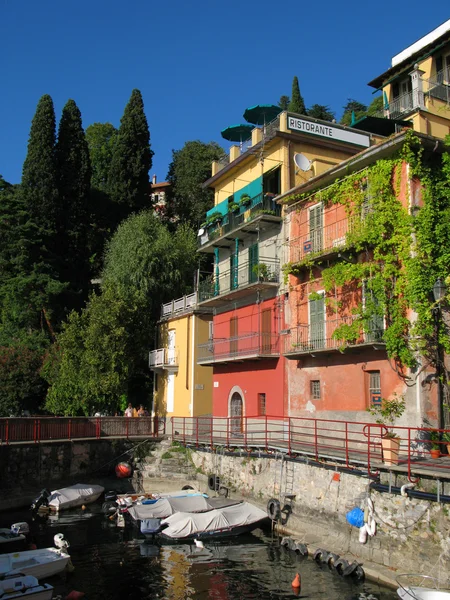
[132,438,199,493]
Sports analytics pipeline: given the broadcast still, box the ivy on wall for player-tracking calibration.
[283,131,450,374]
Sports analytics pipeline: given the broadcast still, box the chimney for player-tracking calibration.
[152,174,157,185]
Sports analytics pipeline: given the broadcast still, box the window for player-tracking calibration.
[309,292,325,350]
[208,321,214,340]
[310,380,321,400]
[258,393,266,416]
[368,371,381,407]
[309,204,323,253]
[362,281,384,342]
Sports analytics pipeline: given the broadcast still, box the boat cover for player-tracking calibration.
[160,502,268,539]
[48,484,104,510]
[128,497,241,521]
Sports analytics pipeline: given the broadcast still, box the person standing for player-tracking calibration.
[124,403,133,417]
[138,404,149,416]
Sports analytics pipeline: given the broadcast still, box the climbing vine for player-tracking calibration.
[284,130,450,373]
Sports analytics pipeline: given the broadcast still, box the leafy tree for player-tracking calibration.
[166,140,225,226]
[307,104,335,122]
[278,95,290,110]
[45,211,198,415]
[340,99,367,126]
[108,89,153,220]
[367,95,384,116]
[56,99,92,312]
[288,76,306,115]
[85,122,117,192]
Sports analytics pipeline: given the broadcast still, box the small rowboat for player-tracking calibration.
[0,573,53,600]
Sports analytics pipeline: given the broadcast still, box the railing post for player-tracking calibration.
[227,418,230,448]
[314,420,318,460]
[345,421,349,466]
[37,419,41,443]
[244,417,247,450]
[5,419,9,445]
[210,416,213,450]
[68,419,72,440]
[265,415,268,451]
[33,419,37,444]
[288,417,291,456]
[196,418,199,448]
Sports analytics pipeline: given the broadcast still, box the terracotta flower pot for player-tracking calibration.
[381,437,400,465]
[430,449,440,459]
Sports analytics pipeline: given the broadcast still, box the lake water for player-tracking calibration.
[0,505,399,599]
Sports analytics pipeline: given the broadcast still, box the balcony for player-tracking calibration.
[288,217,351,264]
[198,332,279,365]
[198,256,280,307]
[283,316,385,357]
[161,292,212,319]
[148,348,178,371]
[198,193,282,253]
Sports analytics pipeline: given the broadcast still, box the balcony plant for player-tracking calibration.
[367,395,405,465]
[429,430,441,459]
[228,202,240,214]
[206,211,223,227]
[252,263,271,282]
[442,431,450,455]
[239,193,251,208]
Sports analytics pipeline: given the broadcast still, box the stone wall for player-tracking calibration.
[190,449,450,576]
[0,439,133,510]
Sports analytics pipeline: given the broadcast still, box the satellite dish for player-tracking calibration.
[294,153,311,172]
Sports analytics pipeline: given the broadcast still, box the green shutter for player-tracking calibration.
[310,204,323,252]
[310,294,325,349]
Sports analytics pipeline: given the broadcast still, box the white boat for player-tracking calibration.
[0,547,70,579]
[0,573,53,600]
[0,524,29,554]
[397,575,450,599]
[127,496,241,521]
[47,483,104,512]
[160,501,269,540]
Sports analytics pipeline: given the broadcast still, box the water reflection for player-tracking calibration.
[0,508,397,599]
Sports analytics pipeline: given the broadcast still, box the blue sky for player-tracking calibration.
[1,2,449,184]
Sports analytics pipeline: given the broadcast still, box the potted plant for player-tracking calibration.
[429,430,441,459]
[239,193,251,208]
[228,202,239,214]
[442,431,450,455]
[206,211,223,227]
[368,395,405,465]
[252,263,270,282]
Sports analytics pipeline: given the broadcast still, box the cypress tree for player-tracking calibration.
[288,76,306,115]
[108,89,152,220]
[21,95,59,236]
[56,99,92,311]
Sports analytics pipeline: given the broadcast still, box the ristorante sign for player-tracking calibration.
[287,115,370,148]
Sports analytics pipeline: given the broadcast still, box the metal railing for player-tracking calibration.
[199,193,281,249]
[288,216,351,263]
[283,317,384,354]
[198,332,280,364]
[198,256,280,302]
[148,348,178,369]
[172,415,450,482]
[161,293,199,318]
[0,416,165,444]
[423,69,450,104]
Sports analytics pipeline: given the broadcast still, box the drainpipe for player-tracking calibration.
[235,238,239,289]
[214,248,219,296]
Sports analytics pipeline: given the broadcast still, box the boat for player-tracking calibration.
[159,501,269,540]
[0,573,53,600]
[34,483,105,512]
[103,488,207,515]
[0,537,70,579]
[397,575,450,599]
[0,523,30,554]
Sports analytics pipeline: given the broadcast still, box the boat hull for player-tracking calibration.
[47,484,105,512]
[0,531,27,555]
[0,548,70,579]
[160,520,268,541]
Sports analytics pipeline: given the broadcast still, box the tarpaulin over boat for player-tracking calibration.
[48,484,105,511]
[128,496,241,521]
[160,502,268,539]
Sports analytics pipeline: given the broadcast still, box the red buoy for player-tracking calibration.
[115,462,133,478]
[65,592,85,600]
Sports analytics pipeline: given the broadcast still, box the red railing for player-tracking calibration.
[171,415,450,483]
[0,416,165,445]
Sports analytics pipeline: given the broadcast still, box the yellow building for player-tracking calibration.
[356,18,450,139]
[149,292,213,418]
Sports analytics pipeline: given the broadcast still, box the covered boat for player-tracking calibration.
[0,574,53,600]
[160,501,269,540]
[0,523,29,554]
[47,483,104,512]
[128,496,240,521]
[0,546,70,579]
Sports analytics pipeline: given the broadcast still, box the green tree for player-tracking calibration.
[307,104,335,122]
[108,89,153,220]
[166,140,225,226]
[45,211,198,415]
[278,95,290,110]
[367,95,384,116]
[288,76,306,115]
[85,122,117,192]
[340,99,367,125]
[21,95,59,238]
[56,99,92,312]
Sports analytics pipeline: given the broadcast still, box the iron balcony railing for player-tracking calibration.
[198,332,280,364]
[199,193,281,248]
[0,416,165,444]
[423,69,450,104]
[171,416,450,483]
[288,216,352,263]
[283,316,384,355]
[148,348,178,369]
[198,256,280,303]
